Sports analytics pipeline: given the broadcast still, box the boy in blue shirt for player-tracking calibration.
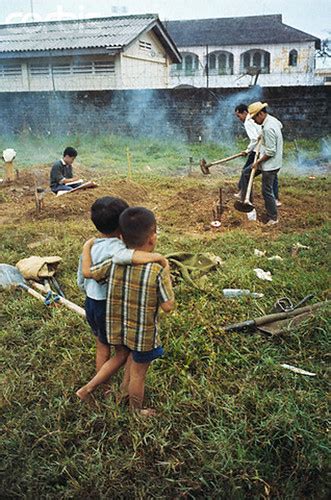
[76,207,174,415]
[77,196,167,376]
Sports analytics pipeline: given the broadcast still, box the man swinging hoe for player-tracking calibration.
[235,102,283,226]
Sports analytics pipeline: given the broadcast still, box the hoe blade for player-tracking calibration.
[234,200,255,213]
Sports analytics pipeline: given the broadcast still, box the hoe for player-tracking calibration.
[200,152,244,175]
[234,139,262,213]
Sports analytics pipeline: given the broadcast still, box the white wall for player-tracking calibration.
[169,41,323,87]
[119,30,170,89]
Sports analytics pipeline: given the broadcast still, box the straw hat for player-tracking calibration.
[248,101,268,117]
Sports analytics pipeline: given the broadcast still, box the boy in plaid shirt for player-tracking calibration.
[77,196,167,380]
[76,207,174,415]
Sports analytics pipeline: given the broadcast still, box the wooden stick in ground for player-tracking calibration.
[218,188,223,218]
[4,161,15,182]
[126,147,132,180]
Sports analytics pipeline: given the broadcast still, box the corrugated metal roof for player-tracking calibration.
[0,14,159,53]
[164,15,320,49]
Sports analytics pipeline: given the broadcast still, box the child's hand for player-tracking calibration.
[159,256,169,269]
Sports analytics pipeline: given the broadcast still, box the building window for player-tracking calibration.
[139,40,152,51]
[241,50,270,74]
[209,53,216,70]
[243,52,250,69]
[93,61,115,74]
[52,63,71,75]
[28,60,115,76]
[29,63,50,76]
[207,51,233,75]
[72,62,93,74]
[252,52,261,67]
[289,49,298,66]
[0,63,22,77]
[173,53,199,76]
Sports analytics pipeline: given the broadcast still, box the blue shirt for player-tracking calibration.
[77,237,134,300]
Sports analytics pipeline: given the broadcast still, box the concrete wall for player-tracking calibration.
[0,86,330,140]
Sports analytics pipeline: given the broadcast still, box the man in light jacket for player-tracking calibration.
[248,101,283,225]
[234,104,280,206]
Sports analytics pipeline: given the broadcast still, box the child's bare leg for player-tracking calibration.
[76,346,129,400]
[119,354,132,401]
[128,360,155,415]
[95,338,110,372]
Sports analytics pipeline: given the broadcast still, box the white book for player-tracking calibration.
[66,179,84,186]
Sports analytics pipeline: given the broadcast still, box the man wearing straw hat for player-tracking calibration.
[234,104,280,207]
[247,101,283,225]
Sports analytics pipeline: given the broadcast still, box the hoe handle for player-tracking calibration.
[31,282,86,317]
[209,152,244,168]
[243,139,262,204]
[19,283,47,302]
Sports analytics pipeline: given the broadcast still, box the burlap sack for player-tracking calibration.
[16,256,62,280]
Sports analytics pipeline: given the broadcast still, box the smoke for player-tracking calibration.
[1,86,329,177]
[203,85,263,145]
[105,89,185,141]
[286,138,331,176]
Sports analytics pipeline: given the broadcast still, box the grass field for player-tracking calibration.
[0,133,327,175]
[1,134,330,498]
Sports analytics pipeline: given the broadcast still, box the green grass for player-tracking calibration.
[0,141,330,498]
[1,132,328,176]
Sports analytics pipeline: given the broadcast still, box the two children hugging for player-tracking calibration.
[76,196,174,416]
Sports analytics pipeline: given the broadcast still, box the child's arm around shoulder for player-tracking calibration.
[158,262,175,313]
[82,237,168,282]
[132,251,168,268]
[81,237,96,278]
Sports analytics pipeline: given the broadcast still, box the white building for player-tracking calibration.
[164,15,322,87]
[0,15,181,92]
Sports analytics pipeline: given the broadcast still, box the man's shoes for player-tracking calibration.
[266,219,279,226]
[276,200,282,207]
[234,191,242,199]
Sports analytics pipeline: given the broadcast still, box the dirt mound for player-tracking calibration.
[0,165,150,223]
[0,165,329,234]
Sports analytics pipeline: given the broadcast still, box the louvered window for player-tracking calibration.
[28,60,115,76]
[52,63,71,75]
[72,62,93,74]
[139,40,152,51]
[0,63,22,77]
[94,61,115,73]
[29,63,50,75]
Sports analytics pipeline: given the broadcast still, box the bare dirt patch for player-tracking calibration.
[0,165,329,235]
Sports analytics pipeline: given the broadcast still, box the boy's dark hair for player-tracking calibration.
[119,207,156,247]
[63,147,78,158]
[91,196,129,234]
[235,103,248,113]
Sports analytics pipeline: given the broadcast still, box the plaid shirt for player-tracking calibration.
[105,262,174,351]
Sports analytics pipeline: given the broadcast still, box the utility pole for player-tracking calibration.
[206,44,209,88]
[30,0,35,21]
